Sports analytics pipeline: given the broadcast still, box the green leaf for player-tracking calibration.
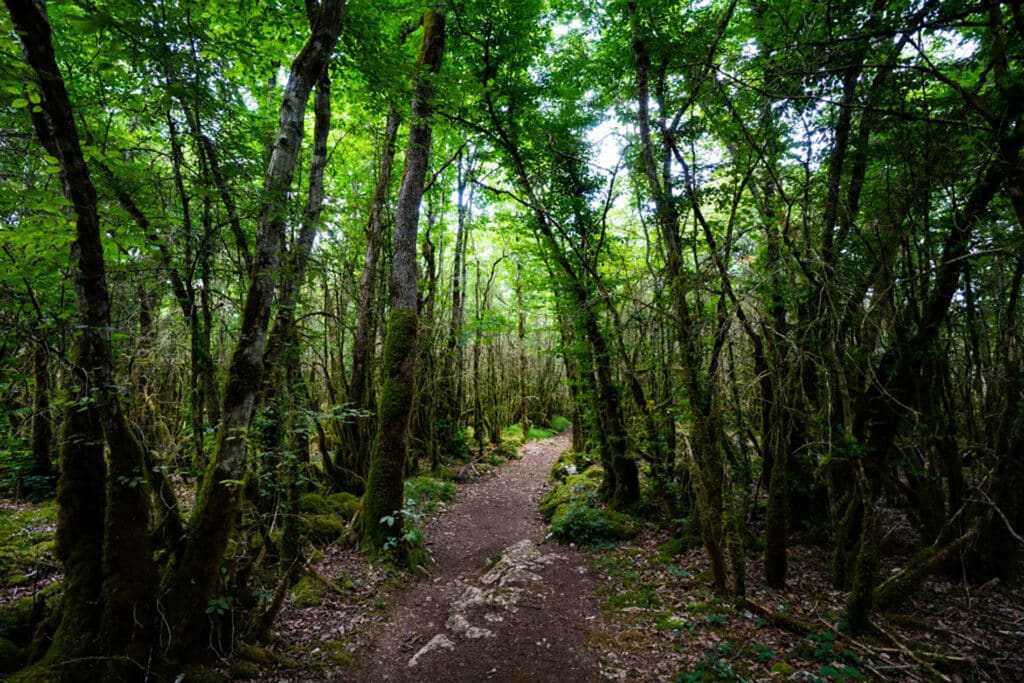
[11,98,28,109]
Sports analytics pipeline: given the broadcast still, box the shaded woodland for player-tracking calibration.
[0,0,1022,679]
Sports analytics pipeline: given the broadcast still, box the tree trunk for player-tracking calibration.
[347,107,400,487]
[30,341,52,480]
[162,0,346,657]
[6,0,157,673]
[361,10,445,550]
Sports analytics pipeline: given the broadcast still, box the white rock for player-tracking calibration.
[446,613,471,636]
[407,634,455,668]
[466,625,494,639]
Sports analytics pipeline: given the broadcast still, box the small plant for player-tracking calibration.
[205,595,233,617]
[381,498,427,566]
[404,477,455,512]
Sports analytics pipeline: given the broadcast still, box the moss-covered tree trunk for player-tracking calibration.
[30,341,52,480]
[346,107,400,489]
[516,260,530,438]
[631,11,729,592]
[161,0,346,658]
[361,9,445,550]
[7,2,159,676]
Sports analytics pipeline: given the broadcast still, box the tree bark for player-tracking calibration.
[5,0,157,673]
[163,0,346,657]
[361,9,445,550]
[346,107,401,487]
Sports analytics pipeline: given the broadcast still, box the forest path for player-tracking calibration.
[355,432,608,682]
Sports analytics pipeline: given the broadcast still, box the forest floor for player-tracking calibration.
[2,433,1022,680]
[265,432,1024,682]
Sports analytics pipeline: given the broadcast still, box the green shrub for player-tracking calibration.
[501,424,524,440]
[550,500,639,546]
[0,440,55,501]
[549,415,572,432]
[527,426,557,440]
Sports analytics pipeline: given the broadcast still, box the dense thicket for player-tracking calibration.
[0,0,1021,678]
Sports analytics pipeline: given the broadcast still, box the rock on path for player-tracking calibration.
[355,433,608,682]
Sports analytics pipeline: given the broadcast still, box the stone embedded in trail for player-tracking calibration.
[407,633,455,668]
[443,539,565,649]
[446,613,494,639]
[452,585,487,611]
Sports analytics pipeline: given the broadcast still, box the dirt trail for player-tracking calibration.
[355,433,608,682]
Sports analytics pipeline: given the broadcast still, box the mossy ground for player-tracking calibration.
[403,476,455,512]
[0,501,57,588]
[290,575,327,608]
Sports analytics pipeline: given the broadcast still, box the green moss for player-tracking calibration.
[291,575,326,608]
[229,660,260,679]
[182,666,230,683]
[298,492,359,518]
[539,471,601,521]
[328,492,360,517]
[0,502,58,585]
[6,662,59,682]
[657,523,703,560]
[549,450,598,483]
[771,661,795,676]
[306,515,345,544]
[324,639,357,666]
[236,643,274,664]
[0,637,25,673]
[607,586,661,610]
[0,596,35,641]
[297,493,331,515]
[236,643,294,669]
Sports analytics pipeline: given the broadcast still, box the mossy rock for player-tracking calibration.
[549,450,599,483]
[0,637,25,673]
[306,515,345,545]
[327,492,359,517]
[298,492,359,518]
[291,575,326,608]
[539,473,601,522]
